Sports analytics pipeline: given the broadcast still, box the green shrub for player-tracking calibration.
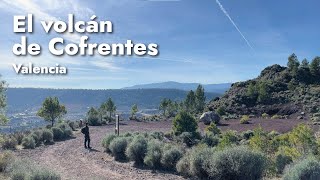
[179,132,197,147]
[68,121,77,131]
[201,133,219,147]
[261,113,269,119]
[283,157,320,180]
[176,151,191,176]
[275,153,292,174]
[42,129,53,144]
[9,159,61,180]
[51,127,65,141]
[206,146,267,180]
[161,146,183,170]
[240,115,250,124]
[189,147,215,178]
[12,132,24,145]
[126,136,148,165]
[150,132,164,141]
[109,137,128,161]
[144,140,163,169]
[205,122,221,135]
[22,135,36,149]
[102,134,117,153]
[56,123,73,138]
[63,129,73,138]
[31,130,43,146]
[29,168,61,180]
[242,130,254,140]
[0,151,14,172]
[88,117,101,126]
[172,111,198,136]
[1,137,18,150]
[271,114,281,119]
[218,130,238,149]
[216,106,226,116]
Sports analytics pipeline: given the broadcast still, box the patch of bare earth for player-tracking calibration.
[15,121,184,180]
[14,119,318,180]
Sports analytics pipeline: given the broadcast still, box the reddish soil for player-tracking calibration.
[14,119,317,180]
[213,118,316,133]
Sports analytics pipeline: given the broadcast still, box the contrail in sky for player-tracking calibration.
[215,0,254,51]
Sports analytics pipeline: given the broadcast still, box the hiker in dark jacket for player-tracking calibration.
[82,123,91,149]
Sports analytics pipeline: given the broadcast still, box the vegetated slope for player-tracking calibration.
[209,62,320,119]
[123,81,231,94]
[7,88,220,113]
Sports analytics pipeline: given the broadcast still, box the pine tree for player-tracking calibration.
[287,53,300,76]
[195,85,206,113]
[185,90,196,113]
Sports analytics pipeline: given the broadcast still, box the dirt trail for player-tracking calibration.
[16,122,184,180]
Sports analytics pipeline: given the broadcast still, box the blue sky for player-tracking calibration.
[0,0,319,89]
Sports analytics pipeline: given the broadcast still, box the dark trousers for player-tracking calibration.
[84,136,90,148]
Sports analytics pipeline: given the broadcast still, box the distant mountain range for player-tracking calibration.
[123,81,232,94]
[6,88,221,115]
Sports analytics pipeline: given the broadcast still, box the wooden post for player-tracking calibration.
[115,115,119,136]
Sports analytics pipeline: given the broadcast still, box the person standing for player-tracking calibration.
[81,123,91,149]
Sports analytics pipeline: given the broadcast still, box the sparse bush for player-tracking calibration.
[271,114,281,119]
[275,153,292,174]
[9,159,61,180]
[87,116,101,126]
[12,132,24,145]
[283,157,320,180]
[262,113,269,119]
[22,135,36,149]
[161,146,183,170]
[63,129,73,138]
[126,136,148,165]
[109,137,128,161]
[31,130,43,146]
[242,130,254,140]
[57,123,73,138]
[179,132,197,147]
[102,134,117,153]
[0,151,14,172]
[150,132,164,141]
[42,129,53,144]
[68,121,77,131]
[206,146,267,179]
[176,151,191,176]
[29,168,61,180]
[1,137,18,150]
[219,130,238,149]
[172,111,198,136]
[144,140,163,169]
[216,106,226,116]
[240,115,250,124]
[51,127,65,141]
[189,146,215,178]
[205,122,221,135]
[201,133,219,147]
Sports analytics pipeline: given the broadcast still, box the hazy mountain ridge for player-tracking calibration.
[123,81,231,93]
[7,88,220,114]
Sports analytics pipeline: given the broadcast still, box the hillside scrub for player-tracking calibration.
[98,123,320,179]
[209,54,320,117]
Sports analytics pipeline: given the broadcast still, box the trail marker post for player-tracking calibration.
[115,115,119,136]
